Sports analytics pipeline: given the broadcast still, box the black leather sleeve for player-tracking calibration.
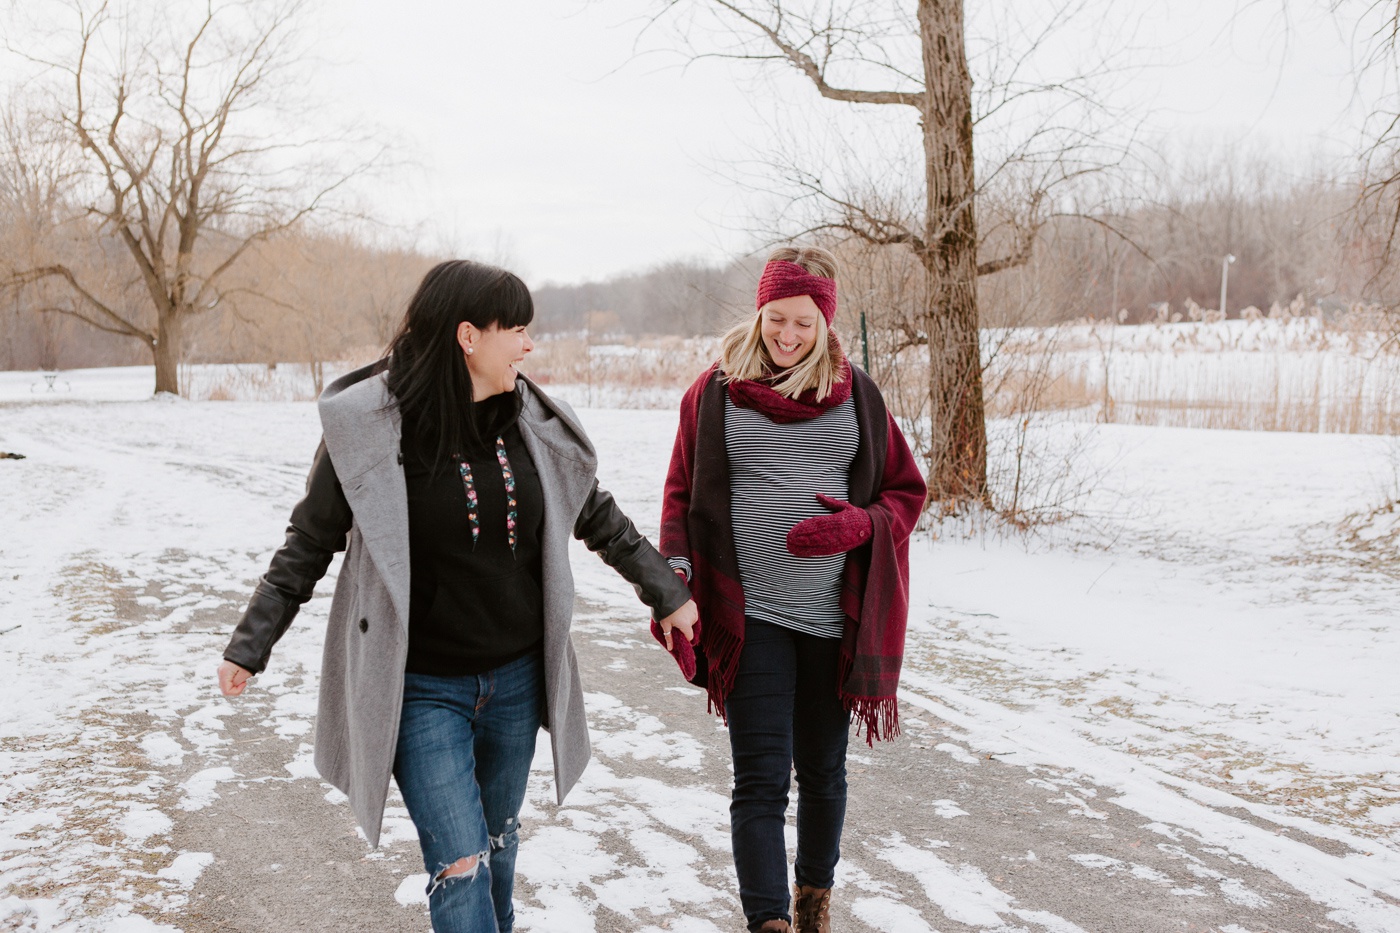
[223,439,352,674]
[573,480,691,619]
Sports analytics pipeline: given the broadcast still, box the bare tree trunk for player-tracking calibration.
[4,293,19,370]
[39,311,60,371]
[919,0,989,506]
[154,312,182,395]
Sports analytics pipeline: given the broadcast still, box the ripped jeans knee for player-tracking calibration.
[488,814,521,854]
[428,850,489,898]
[425,814,522,900]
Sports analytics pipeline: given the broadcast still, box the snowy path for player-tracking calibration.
[1,378,1398,931]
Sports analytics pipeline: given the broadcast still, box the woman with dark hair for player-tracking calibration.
[657,246,925,933]
[218,259,698,933]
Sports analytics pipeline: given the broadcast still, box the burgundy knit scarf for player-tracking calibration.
[726,337,853,424]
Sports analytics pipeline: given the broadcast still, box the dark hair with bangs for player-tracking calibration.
[385,259,534,467]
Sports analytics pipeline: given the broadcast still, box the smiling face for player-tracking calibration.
[458,321,534,400]
[759,294,823,370]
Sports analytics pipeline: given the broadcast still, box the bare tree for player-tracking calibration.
[0,98,83,369]
[1317,1,1400,321]
[353,238,436,351]
[1,0,375,394]
[647,0,1132,507]
[223,229,433,395]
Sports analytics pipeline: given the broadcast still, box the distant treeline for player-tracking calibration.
[3,150,1390,373]
[977,150,1372,327]
[531,258,762,337]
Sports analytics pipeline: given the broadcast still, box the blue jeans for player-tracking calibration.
[394,652,544,933]
[724,619,851,932]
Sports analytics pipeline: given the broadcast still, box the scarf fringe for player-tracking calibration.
[837,645,900,744]
[702,619,746,722]
[843,694,900,746]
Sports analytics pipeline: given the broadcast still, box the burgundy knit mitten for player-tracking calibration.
[650,617,701,681]
[786,494,873,558]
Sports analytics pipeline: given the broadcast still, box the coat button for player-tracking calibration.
[358,618,368,633]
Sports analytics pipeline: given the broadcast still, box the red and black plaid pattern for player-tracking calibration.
[660,363,927,742]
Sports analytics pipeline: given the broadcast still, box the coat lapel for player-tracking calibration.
[318,373,412,630]
[516,378,597,519]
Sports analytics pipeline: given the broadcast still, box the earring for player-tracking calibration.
[466,347,474,355]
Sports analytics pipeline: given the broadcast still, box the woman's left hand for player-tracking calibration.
[786,494,873,557]
[656,599,699,651]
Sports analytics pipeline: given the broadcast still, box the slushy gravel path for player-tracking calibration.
[2,389,1397,932]
[159,576,1363,932]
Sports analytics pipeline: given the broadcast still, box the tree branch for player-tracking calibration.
[6,265,151,342]
[38,303,150,340]
[708,0,922,107]
[977,191,1045,276]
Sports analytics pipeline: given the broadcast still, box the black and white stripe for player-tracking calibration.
[724,393,859,638]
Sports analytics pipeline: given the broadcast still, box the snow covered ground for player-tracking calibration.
[0,365,1397,931]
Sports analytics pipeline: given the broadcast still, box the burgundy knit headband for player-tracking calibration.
[755,260,838,325]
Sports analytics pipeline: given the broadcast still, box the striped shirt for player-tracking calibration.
[719,393,859,638]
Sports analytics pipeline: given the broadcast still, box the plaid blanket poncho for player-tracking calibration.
[659,362,926,742]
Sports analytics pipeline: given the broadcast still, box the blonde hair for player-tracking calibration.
[720,245,843,399]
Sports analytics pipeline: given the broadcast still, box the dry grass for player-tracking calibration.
[974,311,1398,435]
[521,335,720,408]
[524,335,720,389]
[986,368,1096,416]
[516,320,1399,531]
[166,314,1397,438]
[176,361,368,402]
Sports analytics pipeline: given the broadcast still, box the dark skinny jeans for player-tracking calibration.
[724,618,851,932]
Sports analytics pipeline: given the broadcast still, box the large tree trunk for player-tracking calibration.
[153,310,183,395]
[918,0,989,507]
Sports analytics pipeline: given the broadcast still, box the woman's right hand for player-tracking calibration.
[656,599,699,651]
[218,660,254,697]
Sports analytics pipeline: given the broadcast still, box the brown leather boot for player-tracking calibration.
[792,884,832,933]
[756,920,791,933]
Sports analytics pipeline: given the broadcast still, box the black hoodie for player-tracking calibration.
[400,388,545,676]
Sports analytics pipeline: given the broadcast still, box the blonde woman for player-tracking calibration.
[657,246,926,932]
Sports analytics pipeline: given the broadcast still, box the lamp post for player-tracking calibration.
[1219,254,1236,320]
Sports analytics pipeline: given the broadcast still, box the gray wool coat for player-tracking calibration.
[226,364,688,848]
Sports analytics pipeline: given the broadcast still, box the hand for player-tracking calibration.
[786,494,873,558]
[218,660,254,697]
[656,599,698,652]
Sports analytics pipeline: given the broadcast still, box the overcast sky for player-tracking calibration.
[3,0,1376,286]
